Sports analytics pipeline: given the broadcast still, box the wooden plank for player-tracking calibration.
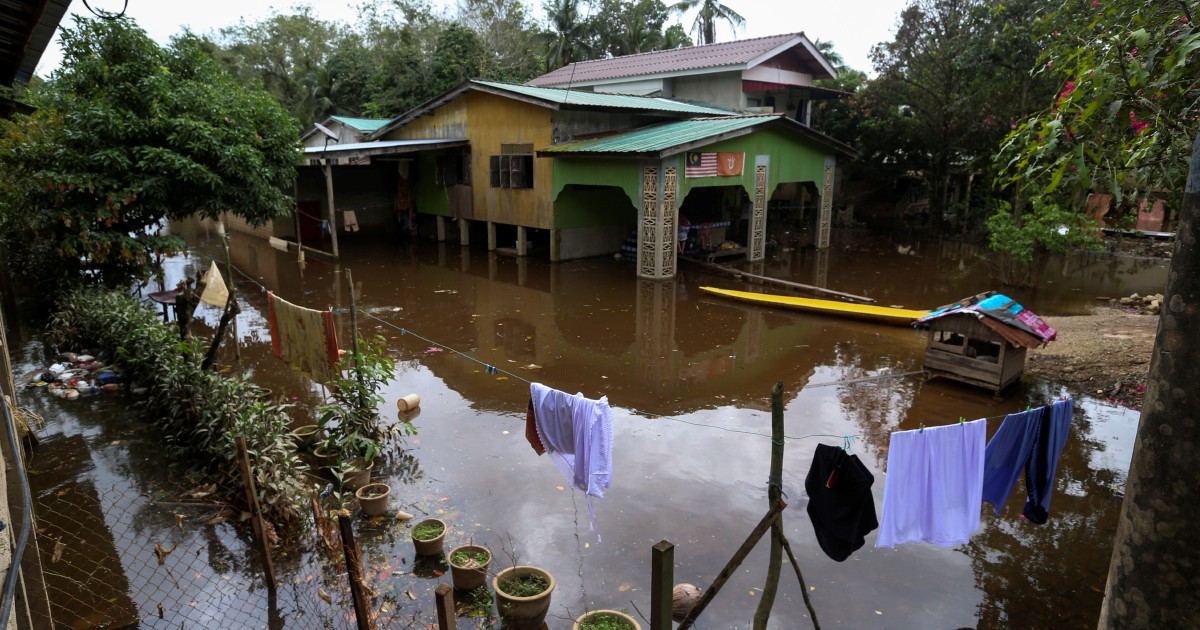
[435,583,457,630]
[337,514,374,630]
[676,500,787,630]
[682,256,875,303]
[651,540,674,630]
[235,435,276,590]
[753,383,786,626]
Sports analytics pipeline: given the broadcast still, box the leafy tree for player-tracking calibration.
[995,0,1199,215]
[537,0,598,70]
[456,0,542,83]
[662,23,693,49]
[430,23,486,94]
[668,0,745,45]
[593,0,669,57]
[0,17,300,289]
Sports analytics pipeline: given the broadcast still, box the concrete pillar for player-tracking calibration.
[516,226,527,256]
[814,247,830,288]
[818,157,835,249]
[517,256,528,286]
[487,221,497,251]
[436,216,446,242]
[637,160,680,279]
[748,155,769,262]
[550,229,561,262]
[458,218,470,246]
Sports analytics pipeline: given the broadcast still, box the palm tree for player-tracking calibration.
[668,0,745,45]
[618,2,664,55]
[537,0,596,70]
[812,38,845,73]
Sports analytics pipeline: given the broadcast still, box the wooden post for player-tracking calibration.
[346,268,367,410]
[753,382,786,628]
[651,540,674,630]
[322,160,340,259]
[222,226,241,362]
[435,583,457,630]
[777,532,821,629]
[235,435,276,590]
[337,514,374,630]
[676,500,786,630]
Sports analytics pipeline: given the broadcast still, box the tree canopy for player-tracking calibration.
[0,17,300,289]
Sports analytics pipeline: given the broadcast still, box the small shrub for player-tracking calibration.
[578,613,634,630]
[412,521,445,541]
[450,549,490,568]
[498,574,548,597]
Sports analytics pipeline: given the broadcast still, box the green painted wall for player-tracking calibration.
[551,158,642,205]
[554,185,637,229]
[413,152,450,217]
[678,127,830,199]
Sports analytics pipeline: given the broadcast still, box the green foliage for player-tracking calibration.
[412,520,446,540]
[995,0,1198,212]
[668,0,745,45]
[0,17,300,290]
[450,548,491,568]
[498,573,549,597]
[537,0,599,69]
[47,288,307,527]
[578,613,635,630]
[986,197,1102,285]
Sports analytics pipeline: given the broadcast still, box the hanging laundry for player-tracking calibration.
[525,398,546,456]
[876,419,986,548]
[982,398,1073,524]
[266,292,341,384]
[199,261,229,308]
[530,382,613,499]
[805,443,878,561]
[343,210,360,232]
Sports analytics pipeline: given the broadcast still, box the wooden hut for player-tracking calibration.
[919,292,1056,393]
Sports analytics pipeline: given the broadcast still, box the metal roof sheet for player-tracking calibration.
[539,115,775,155]
[329,116,390,132]
[302,138,467,156]
[471,80,735,115]
[528,33,803,87]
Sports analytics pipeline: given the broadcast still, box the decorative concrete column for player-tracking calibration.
[818,157,835,249]
[748,155,769,262]
[458,218,470,245]
[661,164,678,278]
[637,161,680,279]
[635,277,677,388]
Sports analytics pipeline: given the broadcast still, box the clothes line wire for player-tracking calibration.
[213,256,1070,445]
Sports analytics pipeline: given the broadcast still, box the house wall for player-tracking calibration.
[678,126,830,200]
[670,73,745,110]
[592,78,666,96]
[301,122,367,149]
[552,110,638,143]
[295,163,397,233]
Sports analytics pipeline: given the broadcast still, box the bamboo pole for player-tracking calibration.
[222,225,241,362]
[753,382,786,628]
[234,436,276,590]
[651,540,674,630]
[346,268,367,411]
[337,514,374,630]
[676,499,787,630]
[777,532,821,629]
[322,160,340,259]
[679,255,875,303]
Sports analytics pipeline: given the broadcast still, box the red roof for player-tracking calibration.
[528,33,829,87]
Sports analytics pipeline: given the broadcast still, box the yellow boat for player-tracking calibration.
[699,286,930,326]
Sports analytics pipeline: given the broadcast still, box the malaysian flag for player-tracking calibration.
[685,152,718,178]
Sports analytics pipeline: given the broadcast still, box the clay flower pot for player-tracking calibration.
[343,460,373,491]
[355,483,391,516]
[291,425,320,449]
[311,445,338,468]
[573,609,641,630]
[411,518,447,556]
[448,544,491,591]
[493,565,555,630]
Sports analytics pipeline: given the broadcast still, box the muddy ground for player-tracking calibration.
[1028,306,1158,410]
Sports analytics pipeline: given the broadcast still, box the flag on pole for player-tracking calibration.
[199,261,229,308]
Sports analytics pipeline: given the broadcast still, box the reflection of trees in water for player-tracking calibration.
[966,383,1122,629]
[381,448,424,485]
[827,341,920,465]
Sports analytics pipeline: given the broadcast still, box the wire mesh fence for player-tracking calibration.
[28,476,360,629]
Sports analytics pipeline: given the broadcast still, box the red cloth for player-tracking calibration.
[526,399,546,456]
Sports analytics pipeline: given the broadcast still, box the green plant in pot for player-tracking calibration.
[355,482,391,516]
[494,565,556,630]
[448,544,492,591]
[411,518,448,556]
[573,610,641,630]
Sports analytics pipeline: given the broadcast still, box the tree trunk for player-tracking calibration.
[1097,130,1200,629]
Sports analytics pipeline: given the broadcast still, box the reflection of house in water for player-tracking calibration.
[253,34,855,280]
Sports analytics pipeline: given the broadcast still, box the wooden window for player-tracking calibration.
[489,144,534,189]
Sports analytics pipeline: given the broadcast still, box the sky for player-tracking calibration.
[37,0,911,78]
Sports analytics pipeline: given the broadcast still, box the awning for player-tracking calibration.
[302,138,468,165]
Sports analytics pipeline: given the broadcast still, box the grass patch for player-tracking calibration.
[498,574,548,597]
[450,549,490,568]
[578,613,634,630]
[412,521,445,541]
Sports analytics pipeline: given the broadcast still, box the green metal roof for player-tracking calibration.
[540,115,776,155]
[472,80,735,116]
[330,116,391,132]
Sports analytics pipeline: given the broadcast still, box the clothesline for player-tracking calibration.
[213,256,1070,445]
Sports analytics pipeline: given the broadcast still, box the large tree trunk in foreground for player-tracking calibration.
[1097,131,1200,629]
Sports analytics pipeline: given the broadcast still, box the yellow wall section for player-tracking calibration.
[389,98,469,139]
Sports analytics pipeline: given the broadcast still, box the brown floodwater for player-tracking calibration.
[15,222,1166,628]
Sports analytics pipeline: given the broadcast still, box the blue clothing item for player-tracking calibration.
[876,419,987,548]
[981,399,1073,523]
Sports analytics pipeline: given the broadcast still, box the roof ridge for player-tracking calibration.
[547,32,802,68]
[475,79,728,106]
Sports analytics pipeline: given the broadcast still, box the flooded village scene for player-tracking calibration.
[0,1,1196,629]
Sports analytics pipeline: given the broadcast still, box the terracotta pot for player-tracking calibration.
[411,518,447,556]
[493,565,555,630]
[291,425,320,449]
[343,461,373,491]
[448,544,491,591]
[573,610,641,630]
[311,445,338,468]
[355,483,391,516]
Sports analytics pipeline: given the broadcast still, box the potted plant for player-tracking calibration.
[573,610,640,630]
[355,482,391,516]
[290,424,321,449]
[493,565,555,630]
[448,544,491,591]
[412,518,448,556]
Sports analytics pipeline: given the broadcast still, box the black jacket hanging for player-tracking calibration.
[805,443,879,561]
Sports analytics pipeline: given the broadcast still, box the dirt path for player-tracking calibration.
[1027,306,1158,409]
